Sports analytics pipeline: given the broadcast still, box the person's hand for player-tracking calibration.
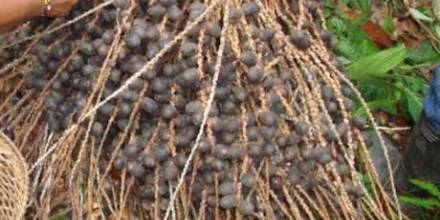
[46,0,79,17]
[423,65,440,130]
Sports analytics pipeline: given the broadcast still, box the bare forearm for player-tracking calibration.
[0,0,41,32]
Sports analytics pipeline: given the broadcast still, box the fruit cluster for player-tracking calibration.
[0,0,373,219]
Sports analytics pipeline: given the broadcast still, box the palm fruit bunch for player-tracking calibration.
[0,0,404,219]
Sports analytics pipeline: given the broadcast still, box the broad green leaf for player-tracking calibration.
[347,45,408,79]
[357,0,369,12]
[409,8,434,23]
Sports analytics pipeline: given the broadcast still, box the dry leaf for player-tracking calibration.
[362,20,394,48]
[392,16,425,46]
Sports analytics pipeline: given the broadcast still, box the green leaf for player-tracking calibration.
[357,0,370,13]
[400,195,440,209]
[347,45,408,79]
[354,99,398,116]
[406,94,423,121]
[409,8,434,23]
[381,14,395,34]
[435,25,440,40]
[328,17,347,34]
[368,99,398,114]
[406,76,428,93]
[434,0,440,20]
[407,41,440,64]
[394,82,424,121]
[410,179,440,200]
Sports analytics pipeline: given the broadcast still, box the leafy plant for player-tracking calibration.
[324,0,437,122]
[400,179,440,210]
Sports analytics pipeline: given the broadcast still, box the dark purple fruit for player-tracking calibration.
[241,2,260,16]
[174,153,188,167]
[141,97,159,113]
[102,30,115,44]
[299,160,316,173]
[247,66,264,83]
[290,29,311,50]
[158,0,175,7]
[263,143,276,156]
[152,77,169,93]
[320,30,333,48]
[287,167,301,184]
[229,8,243,20]
[163,162,179,180]
[247,126,259,141]
[168,5,183,21]
[139,185,155,198]
[176,68,198,88]
[240,51,257,66]
[219,181,235,195]
[147,4,166,18]
[154,144,170,162]
[146,43,160,59]
[238,200,255,215]
[343,97,354,111]
[321,85,334,100]
[92,122,104,137]
[336,164,350,176]
[79,43,94,56]
[337,122,349,136]
[301,147,314,160]
[284,146,299,160]
[260,126,276,140]
[125,34,141,48]
[161,104,177,120]
[113,156,127,170]
[180,42,197,57]
[142,153,156,168]
[258,111,277,126]
[240,172,256,188]
[353,116,367,128]
[206,22,222,38]
[260,28,276,41]
[145,27,160,41]
[326,101,337,113]
[295,121,310,136]
[248,142,263,156]
[128,161,146,178]
[220,195,237,209]
[317,152,332,164]
[123,143,141,158]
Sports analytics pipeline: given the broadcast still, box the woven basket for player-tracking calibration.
[0,132,29,220]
